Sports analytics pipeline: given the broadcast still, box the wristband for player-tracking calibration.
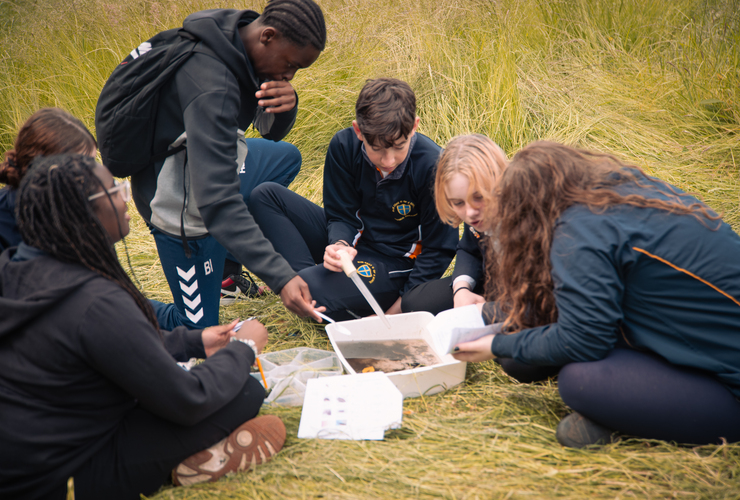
[452,286,471,297]
[334,240,350,247]
[230,336,257,355]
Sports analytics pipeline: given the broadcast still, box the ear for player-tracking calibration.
[352,120,365,143]
[259,27,278,45]
[411,116,420,135]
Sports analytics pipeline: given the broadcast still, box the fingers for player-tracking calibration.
[450,335,496,363]
[323,244,349,272]
[453,290,486,308]
[313,302,327,314]
[256,81,296,113]
[280,276,320,320]
[323,250,342,272]
[236,319,269,353]
[223,318,240,340]
[323,244,358,271]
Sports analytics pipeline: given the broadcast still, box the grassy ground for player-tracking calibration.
[2,0,740,498]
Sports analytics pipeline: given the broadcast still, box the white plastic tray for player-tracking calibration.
[325,312,467,398]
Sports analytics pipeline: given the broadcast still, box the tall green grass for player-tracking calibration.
[2,1,740,499]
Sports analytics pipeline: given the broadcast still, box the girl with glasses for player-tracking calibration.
[0,154,285,499]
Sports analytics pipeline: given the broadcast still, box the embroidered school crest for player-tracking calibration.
[355,261,376,283]
[392,200,417,221]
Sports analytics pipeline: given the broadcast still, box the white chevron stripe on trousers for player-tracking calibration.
[176,265,203,323]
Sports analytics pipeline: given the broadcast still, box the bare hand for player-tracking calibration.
[256,81,297,113]
[453,288,486,308]
[233,319,269,354]
[202,319,238,358]
[323,243,357,272]
[202,318,270,357]
[280,275,324,320]
[451,334,496,363]
[385,296,403,315]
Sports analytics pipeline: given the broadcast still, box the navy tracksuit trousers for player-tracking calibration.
[248,182,412,320]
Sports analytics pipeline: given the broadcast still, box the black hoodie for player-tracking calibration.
[0,246,256,499]
[130,9,298,293]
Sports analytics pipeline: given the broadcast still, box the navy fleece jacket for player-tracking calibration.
[490,173,740,398]
[323,128,458,294]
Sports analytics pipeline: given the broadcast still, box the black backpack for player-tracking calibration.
[95,28,199,177]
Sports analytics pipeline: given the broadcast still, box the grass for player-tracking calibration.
[2,0,740,498]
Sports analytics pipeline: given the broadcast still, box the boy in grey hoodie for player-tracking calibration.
[121,1,326,328]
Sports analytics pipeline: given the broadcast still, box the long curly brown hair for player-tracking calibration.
[486,141,720,331]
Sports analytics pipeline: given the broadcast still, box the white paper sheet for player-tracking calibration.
[297,372,403,440]
[424,305,482,353]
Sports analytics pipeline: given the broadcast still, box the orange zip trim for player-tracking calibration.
[632,246,740,308]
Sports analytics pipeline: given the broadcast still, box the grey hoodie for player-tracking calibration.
[131,9,298,292]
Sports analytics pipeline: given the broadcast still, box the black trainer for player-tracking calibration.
[232,271,263,296]
[555,412,617,448]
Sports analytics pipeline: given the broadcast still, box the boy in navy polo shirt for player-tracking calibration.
[248,78,458,320]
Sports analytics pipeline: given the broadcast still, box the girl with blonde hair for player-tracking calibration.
[402,133,507,313]
[405,134,561,383]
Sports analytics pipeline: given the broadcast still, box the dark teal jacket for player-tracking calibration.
[491,172,740,398]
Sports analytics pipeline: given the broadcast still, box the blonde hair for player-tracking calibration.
[434,134,509,226]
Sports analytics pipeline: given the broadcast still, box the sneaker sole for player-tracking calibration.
[173,415,286,486]
[220,288,239,306]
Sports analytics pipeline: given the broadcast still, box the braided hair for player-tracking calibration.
[262,0,326,51]
[16,154,160,333]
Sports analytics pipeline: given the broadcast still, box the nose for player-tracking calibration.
[465,203,478,218]
[381,151,395,167]
[283,70,296,81]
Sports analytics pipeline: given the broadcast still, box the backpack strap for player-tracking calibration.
[179,149,192,258]
[145,30,199,166]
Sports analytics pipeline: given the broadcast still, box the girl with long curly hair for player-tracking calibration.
[448,141,740,448]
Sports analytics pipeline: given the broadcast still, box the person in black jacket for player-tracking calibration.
[117,1,327,331]
[405,134,560,384]
[248,78,458,320]
[0,155,284,499]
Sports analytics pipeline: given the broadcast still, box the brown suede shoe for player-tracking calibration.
[172,414,286,486]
